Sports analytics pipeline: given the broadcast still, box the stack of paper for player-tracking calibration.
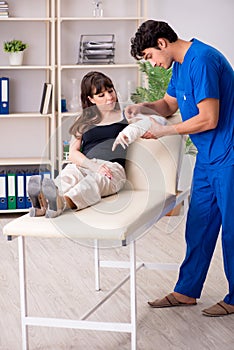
[0,1,9,17]
[78,34,115,64]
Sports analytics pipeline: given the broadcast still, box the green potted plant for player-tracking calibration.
[185,135,197,156]
[3,39,28,66]
[131,60,197,156]
[131,61,172,103]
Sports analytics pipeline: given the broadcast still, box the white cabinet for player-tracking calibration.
[56,0,147,172]
[0,0,56,213]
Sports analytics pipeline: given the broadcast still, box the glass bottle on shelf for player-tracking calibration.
[67,78,80,113]
[126,80,135,105]
[92,1,103,17]
[121,81,135,109]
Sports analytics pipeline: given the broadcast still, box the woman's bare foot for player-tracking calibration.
[64,196,76,209]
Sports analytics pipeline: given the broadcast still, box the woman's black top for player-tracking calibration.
[82,115,128,168]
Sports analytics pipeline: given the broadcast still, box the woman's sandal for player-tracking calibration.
[202,301,234,317]
[28,175,47,217]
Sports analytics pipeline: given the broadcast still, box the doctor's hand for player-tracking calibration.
[142,118,172,139]
[124,103,145,120]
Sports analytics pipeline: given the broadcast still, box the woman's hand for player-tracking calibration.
[97,163,113,179]
[81,158,113,179]
[112,132,129,151]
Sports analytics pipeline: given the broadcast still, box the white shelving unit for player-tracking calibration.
[56,0,147,172]
[0,0,56,213]
[0,1,147,213]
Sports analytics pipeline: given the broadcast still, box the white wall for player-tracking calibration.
[147,0,234,66]
[1,1,233,161]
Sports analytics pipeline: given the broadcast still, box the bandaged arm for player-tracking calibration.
[112,114,167,151]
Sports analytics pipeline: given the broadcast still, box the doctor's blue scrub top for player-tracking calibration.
[167,38,234,168]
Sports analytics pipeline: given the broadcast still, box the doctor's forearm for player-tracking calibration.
[149,114,217,139]
[172,114,217,135]
[141,98,176,117]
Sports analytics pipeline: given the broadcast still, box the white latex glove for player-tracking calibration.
[112,114,167,151]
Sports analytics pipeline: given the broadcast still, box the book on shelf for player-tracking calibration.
[0,77,9,114]
[0,170,7,210]
[40,83,52,115]
[0,166,52,211]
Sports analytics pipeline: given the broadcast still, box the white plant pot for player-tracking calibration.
[9,51,24,66]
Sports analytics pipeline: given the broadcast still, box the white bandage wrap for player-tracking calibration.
[112,114,167,150]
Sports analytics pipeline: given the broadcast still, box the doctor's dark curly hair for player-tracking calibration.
[130,20,178,60]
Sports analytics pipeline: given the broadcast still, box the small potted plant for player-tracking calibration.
[3,39,28,66]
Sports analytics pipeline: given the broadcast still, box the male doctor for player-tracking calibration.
[125,20,234,317]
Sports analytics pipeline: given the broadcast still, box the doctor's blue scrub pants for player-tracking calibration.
[174,162,234,304]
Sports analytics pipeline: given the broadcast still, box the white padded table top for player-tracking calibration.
[3,115,183,246]
[3,189,175,245]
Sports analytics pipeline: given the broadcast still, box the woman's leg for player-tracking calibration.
[65,161,126,210]
[54,163,85,194]
[42,164,86,217]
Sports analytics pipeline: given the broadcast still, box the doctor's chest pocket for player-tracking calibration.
[177,90,199,120]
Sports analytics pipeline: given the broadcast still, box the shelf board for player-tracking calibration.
[60,63,138,70]
[60,16,145,22]
[0,113,52,118]
[0,158,52,166]
[55,156,71,164]
[0,65,53,70]
[0,209,29,214]
[59,112,80,118]
[0,17,53,22]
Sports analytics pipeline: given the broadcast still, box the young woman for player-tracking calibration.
[28,71,128,218]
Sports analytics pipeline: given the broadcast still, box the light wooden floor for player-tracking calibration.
[0,211,233,350]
